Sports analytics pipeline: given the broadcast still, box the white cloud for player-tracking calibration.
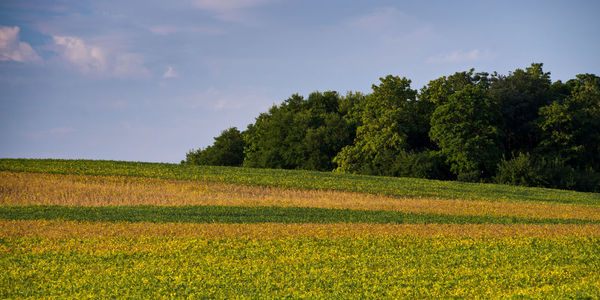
[163,66,178,78]
[53,35,149,78]
[191,0,273,23]
[426,49,491,63]
[52,35,107,72]
[0,26,41,63]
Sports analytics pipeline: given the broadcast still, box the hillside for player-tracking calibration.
[1,158,599,298]
[1,159,599,205]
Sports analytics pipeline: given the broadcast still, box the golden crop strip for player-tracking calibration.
[1,220,599,239]
[2,171,600,220]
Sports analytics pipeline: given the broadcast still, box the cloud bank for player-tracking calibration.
[0,26,41,63]
[52,35,149,78]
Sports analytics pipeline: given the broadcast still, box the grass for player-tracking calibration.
[1,205,599,225]
[2,237,599,298]
[1,158,599,205]
[4,171,600,220]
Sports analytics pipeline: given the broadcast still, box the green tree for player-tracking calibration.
[488,63,553,155]
[185,127,245,166]
[418,69,492,152]
[243,91,356,171]
[429,85,503,181]
[537,74,600,170]
[420,69,491,106]
[334,75,417,175]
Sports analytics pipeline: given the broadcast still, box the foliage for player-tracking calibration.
[495,154,600,193]
[333,75,418,175]
[391,150,452,180]
[185,64,599,192]
[495,153,545,187]
[430,85,503,181]
[489,63,553,155]
[184,127,244,166]
[537,74,600,171]
[243,91,356,171]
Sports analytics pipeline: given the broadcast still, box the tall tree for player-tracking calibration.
[418,70,492,151]
[429,85,503,181]
[334,75,417,175]
[243,91,355,171]
[537,74,600,170]
[489,63,552,156]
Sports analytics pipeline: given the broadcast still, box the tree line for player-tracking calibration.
[184,63,600,192]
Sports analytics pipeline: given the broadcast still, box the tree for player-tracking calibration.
[536,73,600,170]
[429,85,503,181]
[488,63,552,156]
[185,127,245,166]
[420,69,491,106]
[334,75,417,175]
[418,69,492,152]
[243,91,356,171]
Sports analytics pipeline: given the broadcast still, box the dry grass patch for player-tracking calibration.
[2,219,599,239]
[2,171,599,221]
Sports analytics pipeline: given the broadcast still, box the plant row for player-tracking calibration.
[1,205,598,225]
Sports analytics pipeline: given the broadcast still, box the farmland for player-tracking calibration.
[2,158,599,205]
[1,159,600,298]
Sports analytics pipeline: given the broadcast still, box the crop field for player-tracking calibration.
[1,159,600,298]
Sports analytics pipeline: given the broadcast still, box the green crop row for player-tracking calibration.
[1,159,599,206]
[2,237,599,298]
[1,205,598,225]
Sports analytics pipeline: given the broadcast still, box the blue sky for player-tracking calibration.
[1,0,599,163]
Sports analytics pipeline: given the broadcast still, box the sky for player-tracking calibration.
[1,0,599,163]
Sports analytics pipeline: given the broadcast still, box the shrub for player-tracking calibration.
[392,150,453,180]
[495,153,544,187]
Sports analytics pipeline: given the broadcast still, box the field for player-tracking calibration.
[1,159,600,298]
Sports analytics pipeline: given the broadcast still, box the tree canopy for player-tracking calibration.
[184,63,600,192]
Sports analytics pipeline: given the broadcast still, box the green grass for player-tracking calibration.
[2,237,599,298]
[1,158,599,206]
[1,205,598,225]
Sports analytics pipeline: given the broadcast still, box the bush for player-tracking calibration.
[392,150,453,180]
[536,157,577,190]
[457,170,483,183]
[572,168,600,193]
[495,154,600,192]
[495,153,544,187]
